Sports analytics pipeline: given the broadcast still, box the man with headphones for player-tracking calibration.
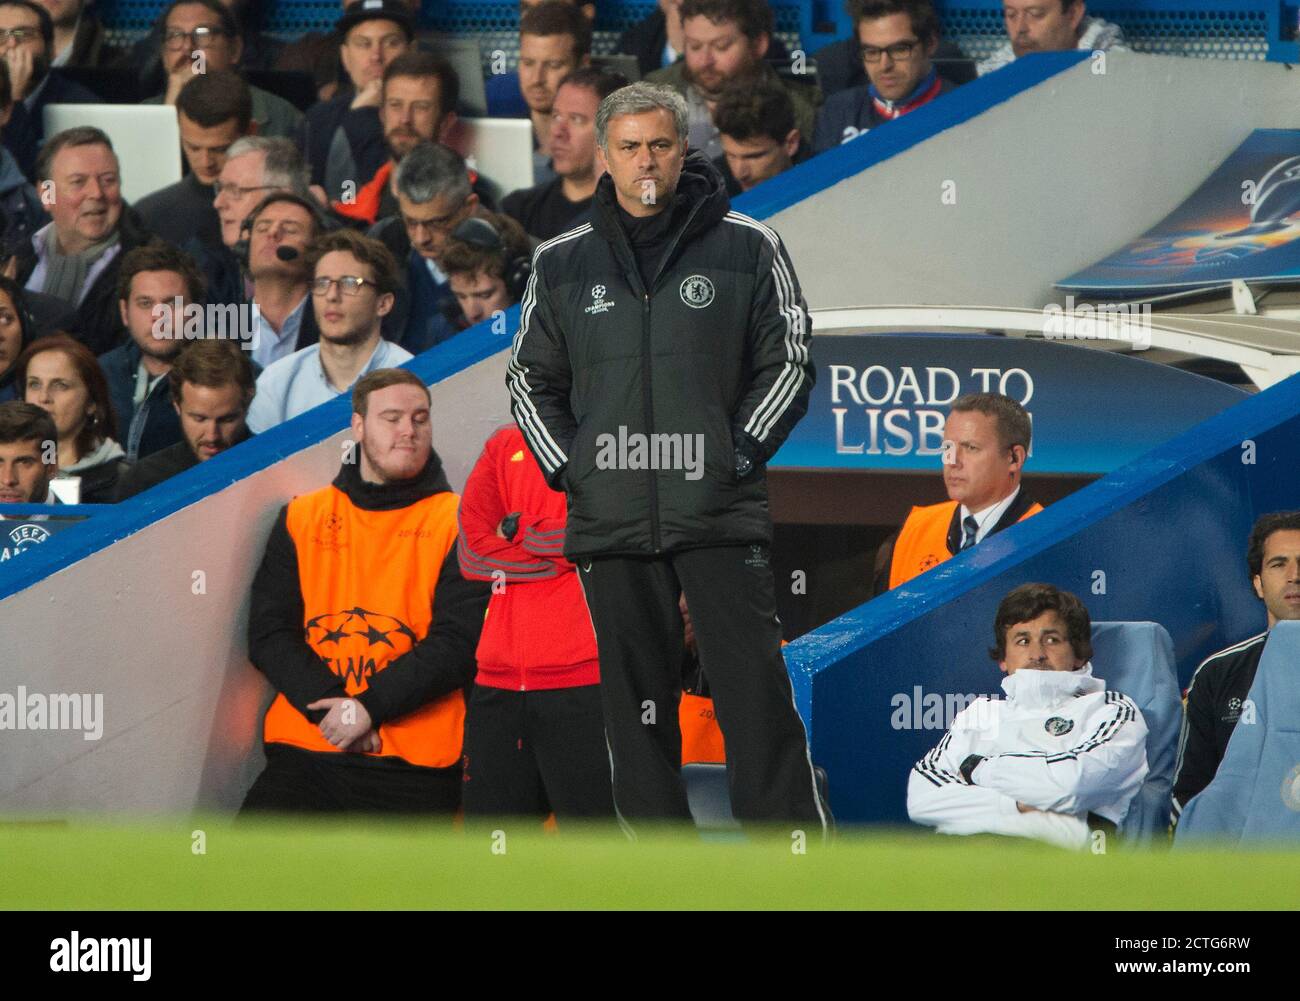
[410,212,531,352]
[241,190,329,370]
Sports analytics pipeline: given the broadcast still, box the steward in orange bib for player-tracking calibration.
[241,368,489,814]
[874,393,1043,594]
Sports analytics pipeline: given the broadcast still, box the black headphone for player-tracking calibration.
[450,217,532,302]
[233,192,332,269]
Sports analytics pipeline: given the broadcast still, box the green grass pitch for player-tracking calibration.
[1,819,1297,909]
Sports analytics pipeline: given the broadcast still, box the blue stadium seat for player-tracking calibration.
[1089,621,1183,844]
[1174,621,1300,846]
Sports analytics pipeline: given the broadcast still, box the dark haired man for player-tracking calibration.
[331,48,461,227]
[646,0,819,164]
[874,392,1042,594]
[712,77,808,194]
[136,69,254,252]
[908,582,1149,849]
[99,239,206,461]
[113,339,255,499]
[0,396,56,506]
[242,365,488,815]
[978,0,1126,76]
[1172,511,1300,825]
[0,0,101,179]
[301,0,414,202]
[812,0,954,153]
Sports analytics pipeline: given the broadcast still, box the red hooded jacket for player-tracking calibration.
[458,426,599,690]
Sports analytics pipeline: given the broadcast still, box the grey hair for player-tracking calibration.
[224,136,310,195]
[595,82,688,153]
[393,141,471,205]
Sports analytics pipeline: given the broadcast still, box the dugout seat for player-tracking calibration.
[1174,621,1300,846]
[1089,621,1183,845]
[682,763,831,832]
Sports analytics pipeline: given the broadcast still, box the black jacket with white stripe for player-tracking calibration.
[507,152,814,559]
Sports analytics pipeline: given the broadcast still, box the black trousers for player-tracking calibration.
[238,744,462,816]
[461,683,614,821]
[577,544,828,830]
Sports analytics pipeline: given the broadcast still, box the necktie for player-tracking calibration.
[960,515,979,551]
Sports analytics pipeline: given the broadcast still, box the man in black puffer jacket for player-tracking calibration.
[508,81,826,832]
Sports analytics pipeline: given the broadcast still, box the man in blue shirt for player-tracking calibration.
[246,228,410,433]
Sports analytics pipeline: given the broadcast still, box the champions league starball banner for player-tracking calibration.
[768,333,1247,474]
[1059,129,1300,294]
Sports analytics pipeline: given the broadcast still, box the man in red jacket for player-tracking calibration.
[457,424,614,820]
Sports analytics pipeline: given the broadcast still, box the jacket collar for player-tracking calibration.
[331,447,452,511]
[1001,662,1104,710]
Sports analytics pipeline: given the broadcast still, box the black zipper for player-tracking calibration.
[642,290,659,552]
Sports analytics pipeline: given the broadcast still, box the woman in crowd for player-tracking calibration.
[15,335,126,502]
[0,276,35,404]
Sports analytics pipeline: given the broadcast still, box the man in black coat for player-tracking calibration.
[15,126,151,355]
[508,81,827,832]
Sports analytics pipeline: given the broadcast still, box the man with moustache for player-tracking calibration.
[331,48,460,228]
[246,227,410,432]
[242,364,489,815]
[977,0,1126,76]
[113,339,255,500]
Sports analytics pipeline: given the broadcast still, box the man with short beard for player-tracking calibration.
[99,240,206,461]
[331,49,460,228]
[246,227,411,432]
[114,339,254,500]
[242,365,489,816]
[646,0,819,164]
[0,0,100,179]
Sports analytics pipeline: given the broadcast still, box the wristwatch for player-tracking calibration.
[959,754,986,785]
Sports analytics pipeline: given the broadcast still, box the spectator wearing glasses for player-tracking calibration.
[370,141,487,356]
[129,0,280,101]
[204,135,313,307]
[301,0,413,204]
[136,70,254,254]
[0,0,101,180]
[977,0,1126,76]
[143,0,301,141]
[245,227,410,433]
[812,0,954,154]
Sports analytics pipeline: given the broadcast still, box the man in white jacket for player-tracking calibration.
[976,0,1128,77]
[908,583,1149,850]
